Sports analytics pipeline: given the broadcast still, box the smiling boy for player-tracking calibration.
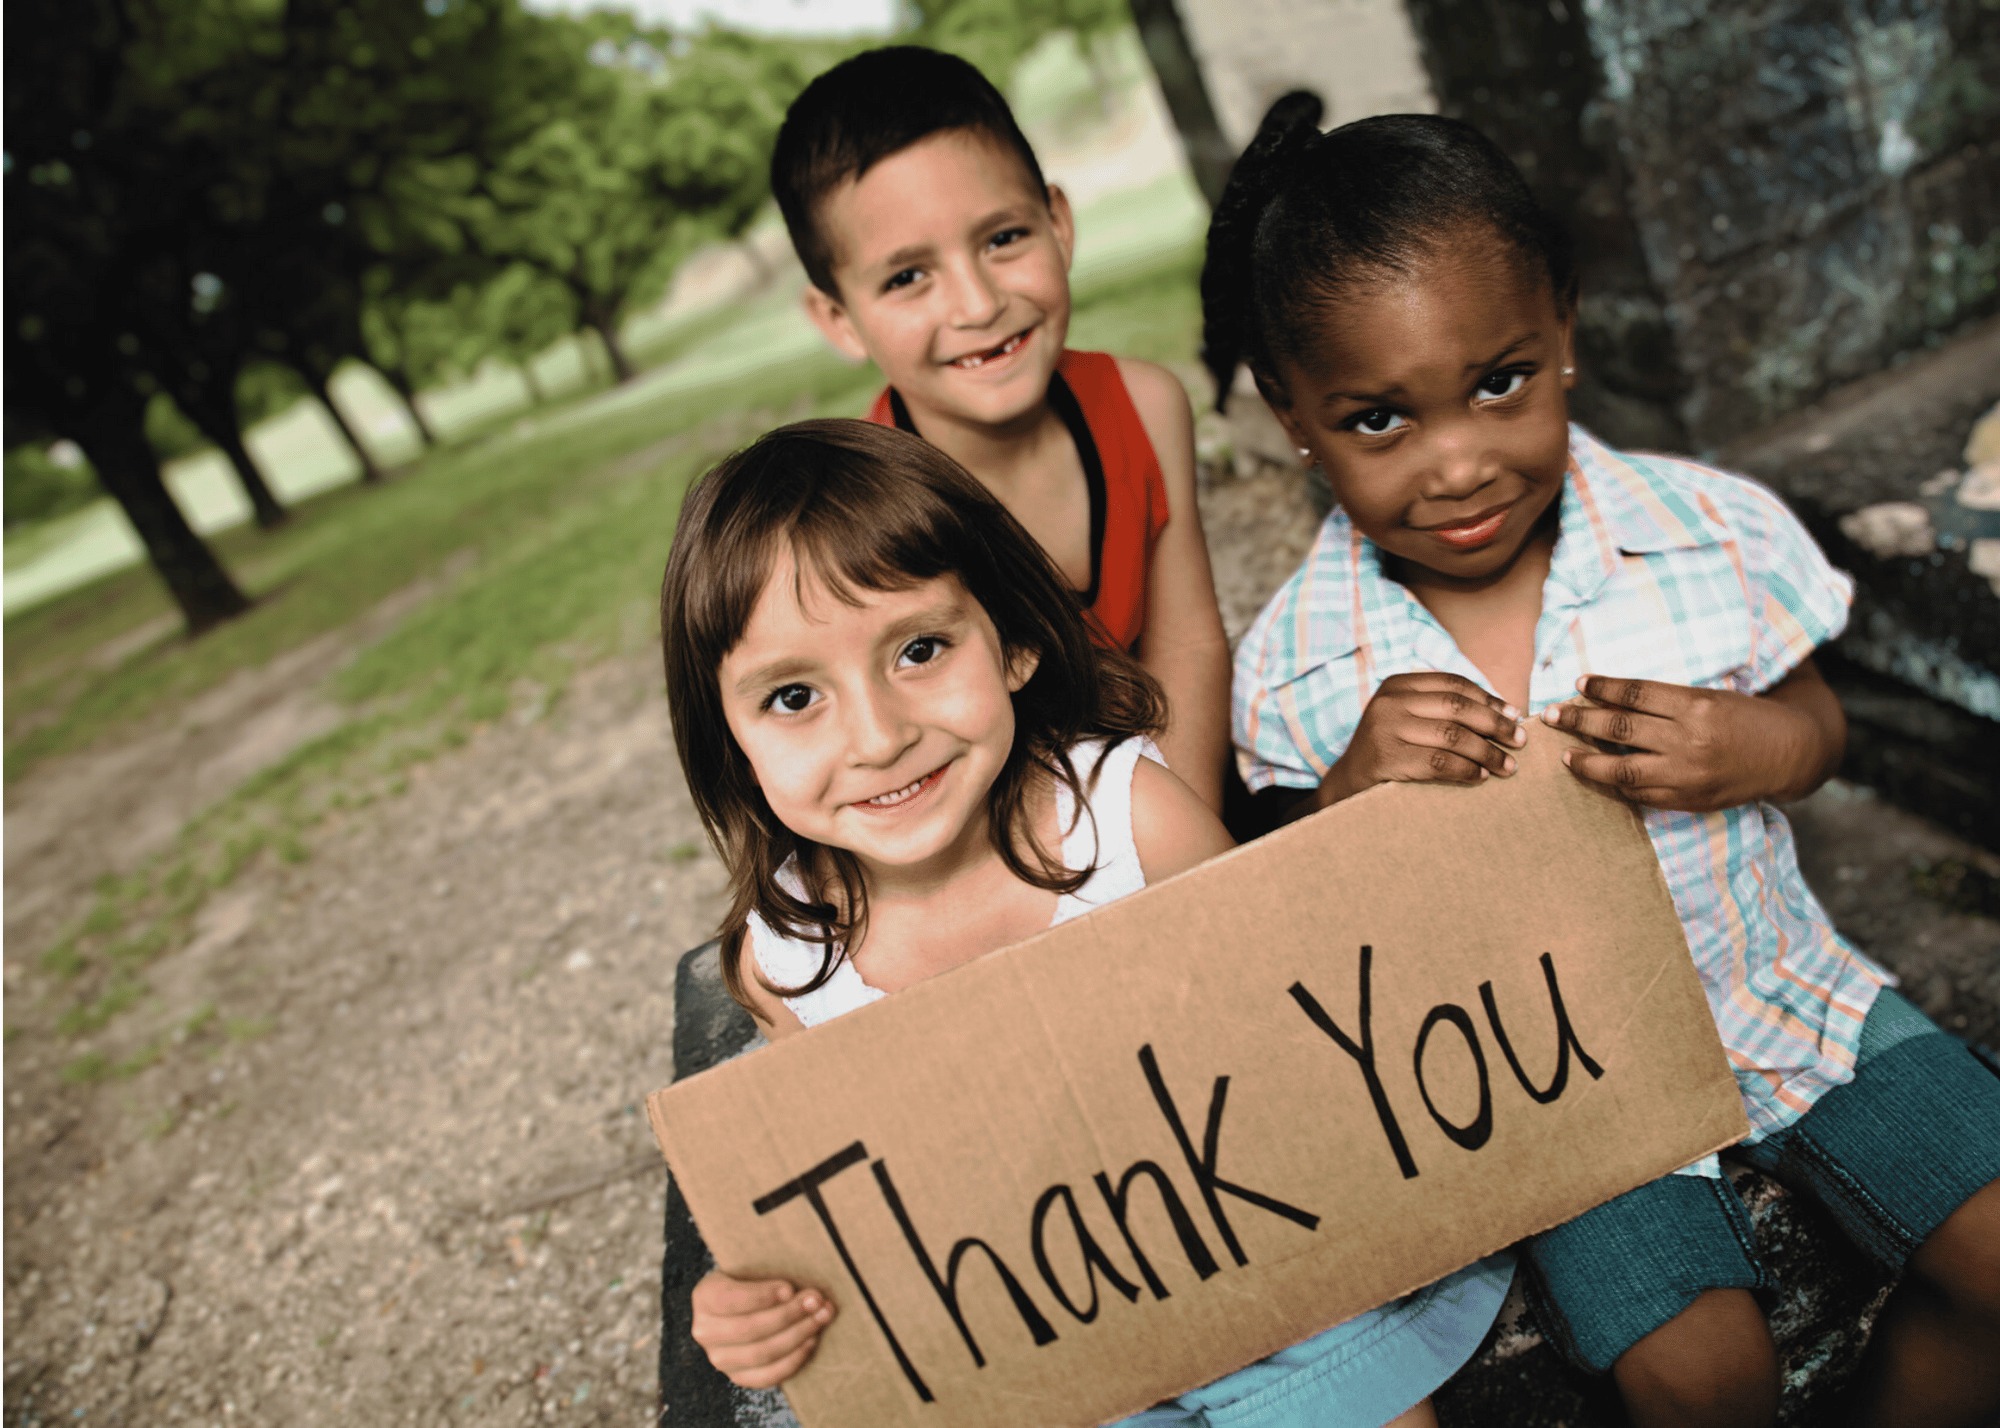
[770,47,1232,811]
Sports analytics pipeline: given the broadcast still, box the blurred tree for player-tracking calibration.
[473,262,578,402]
[907,0,1126,90]
[5,0,252,631]
[4,442,101,529]
[476,19,804,383]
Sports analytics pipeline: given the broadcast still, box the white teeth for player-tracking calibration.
[952,331,1026,369]
[867,774,928,806]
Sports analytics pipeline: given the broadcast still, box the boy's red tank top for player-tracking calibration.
[864,349,1169,651]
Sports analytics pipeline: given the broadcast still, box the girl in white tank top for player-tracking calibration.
[660,421,1506,1428]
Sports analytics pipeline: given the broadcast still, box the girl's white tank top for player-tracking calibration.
[747,737,1149,1028]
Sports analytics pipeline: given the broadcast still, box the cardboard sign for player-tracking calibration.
[647,728,1747,1428]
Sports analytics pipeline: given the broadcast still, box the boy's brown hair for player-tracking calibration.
[770,45,1049,298]
[660,419,1163,1013]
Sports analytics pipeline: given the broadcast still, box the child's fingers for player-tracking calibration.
[703,1298,836,1380]
[723,1334,824,1390]
[1397,707,1521,777]
[693,1273,799,1318]
[1383,672,1521,722]
[1559,747,1678,804]
[1573,674,1692,716]
[693,1288,834,1352]
[1540,699,1674,752]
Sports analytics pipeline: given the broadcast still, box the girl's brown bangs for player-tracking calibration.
[786,483,964,609]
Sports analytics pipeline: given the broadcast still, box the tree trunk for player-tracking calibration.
[216,427,288,529]
[78,390,250,635]
[1127,0,1235,208]
[588,316,635,385]
[175,385,289,529]
[520,361,546,404]
[300,366,385,482]
[379,363,437,447]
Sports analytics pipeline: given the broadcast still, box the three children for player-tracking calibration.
[657,43,2000,1428]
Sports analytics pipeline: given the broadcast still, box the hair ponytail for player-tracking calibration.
[1199,107,1579,418]
[1200,90,1323,413]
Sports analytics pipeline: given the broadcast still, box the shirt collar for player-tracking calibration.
[1548,425,1729,606]
[1317,426,1727,664]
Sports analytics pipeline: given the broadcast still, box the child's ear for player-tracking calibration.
[802,284,872,365]
[1006,646,1041,692]
[1047,184,1075,272]
[1266,397,1317,467]
[1558,309,1578,391]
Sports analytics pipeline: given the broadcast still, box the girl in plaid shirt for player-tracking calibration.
[1209,96,2000,1428]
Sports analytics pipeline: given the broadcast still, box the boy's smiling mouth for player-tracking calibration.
[944,328,1032,369]
[854,764,949,810]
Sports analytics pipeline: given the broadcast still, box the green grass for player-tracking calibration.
[5,225,1206,1053]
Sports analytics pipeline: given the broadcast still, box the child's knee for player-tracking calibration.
[1909,1179,2000,1323]
[1611,1289,1778,1428]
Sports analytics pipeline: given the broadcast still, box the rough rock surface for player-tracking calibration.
[1406,0,2000,451]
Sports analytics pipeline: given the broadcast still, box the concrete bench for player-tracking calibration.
[657,942,1896,1427]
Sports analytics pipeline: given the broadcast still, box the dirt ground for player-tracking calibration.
[5,458,1997,1428]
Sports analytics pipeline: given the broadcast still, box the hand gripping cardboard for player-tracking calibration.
[647,727,1748,1428]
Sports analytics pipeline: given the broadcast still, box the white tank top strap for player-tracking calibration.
[1052,736,1150,925]
[746,865,884,1029]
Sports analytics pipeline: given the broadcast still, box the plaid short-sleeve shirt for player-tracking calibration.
[1234,426,1888,1145]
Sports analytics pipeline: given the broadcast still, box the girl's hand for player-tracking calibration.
[1542,662,1845,812]
[689,1269,835,1389]
[1312,672,1526,813]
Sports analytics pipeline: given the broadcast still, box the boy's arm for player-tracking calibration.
[1117,357,1232,813]
[1543,657,1846,811]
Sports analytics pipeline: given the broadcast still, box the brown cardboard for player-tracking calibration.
[647,726,1747,1428]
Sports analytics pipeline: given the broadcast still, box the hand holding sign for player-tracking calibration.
[1543,662,1844,811]
[691,1271,837,1388]
[1320,672,1529,807]
[649,728,1747,1428]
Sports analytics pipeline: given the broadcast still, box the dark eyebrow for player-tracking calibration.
[733,656,817,697]
[1316,334,1543,410]
[969,205,1032,234]
[881,595,969,645]
[1465,334,1538,373]
[875,242,934,275]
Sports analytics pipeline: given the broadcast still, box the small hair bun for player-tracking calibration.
[1252,90,1325,151]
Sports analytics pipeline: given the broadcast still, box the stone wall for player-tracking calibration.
[1404,0,2000,451]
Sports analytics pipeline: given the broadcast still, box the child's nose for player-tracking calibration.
[944,259,1004,329]
[843,682,918,767]
[1424,425,1500,499]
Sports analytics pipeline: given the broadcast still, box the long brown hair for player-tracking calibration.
[660,419,1164,1012]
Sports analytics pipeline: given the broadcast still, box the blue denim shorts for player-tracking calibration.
[1522,988,2000,1374]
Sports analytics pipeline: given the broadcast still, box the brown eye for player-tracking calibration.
[770,684,815,713]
